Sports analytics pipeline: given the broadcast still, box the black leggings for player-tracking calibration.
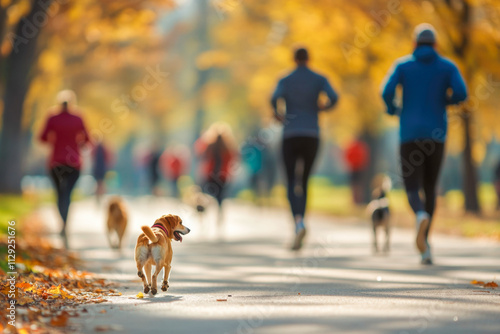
[204,176,226,207]
[400,140,444,238]
[282,136,319,219]
[50,165,80,228]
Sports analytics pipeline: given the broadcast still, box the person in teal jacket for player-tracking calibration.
[382,23,467,265]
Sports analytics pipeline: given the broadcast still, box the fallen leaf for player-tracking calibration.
[50,311,70,327]
[473,290,490,293]
[136,292,144,299]
[471,280,485,285]
[95,325,124,332]
[99,309,107,314]
[16,282,32,289]
[95,325,112,332]
[93,299,109,304]
[17,296,35,305]
[484,281,498,288]
[216,299,227,302]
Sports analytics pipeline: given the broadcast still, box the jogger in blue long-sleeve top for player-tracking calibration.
[271,47,338,251]
[382,24,467,264]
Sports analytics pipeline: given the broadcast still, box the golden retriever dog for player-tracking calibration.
[134,214,190,295]
[106,197,128,249]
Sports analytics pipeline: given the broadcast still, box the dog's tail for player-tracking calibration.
[141,225,158,243]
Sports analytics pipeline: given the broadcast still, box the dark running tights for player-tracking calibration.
[282,136,319,219]
[400,140,444,238]
[50,166,80,228]
[204,176,226,207]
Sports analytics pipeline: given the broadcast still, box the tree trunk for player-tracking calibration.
[441,0,481,214]
[0,1,52,193]
[462,110,481,213]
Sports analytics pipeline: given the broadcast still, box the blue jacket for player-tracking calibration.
[382,46,467,143]
[271,66,338,138]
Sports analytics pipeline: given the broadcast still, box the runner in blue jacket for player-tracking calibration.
[382,23,467,264]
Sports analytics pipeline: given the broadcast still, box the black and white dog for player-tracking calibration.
[367,177,391,253]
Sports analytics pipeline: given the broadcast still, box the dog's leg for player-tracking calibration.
[151,264,162,296]
[372,225,379,254]
[383,221,391,253]
[117,225,125,250]
[112,228,119,249]
[136,261,147,291]
[143,262,152,294]
[162,264,171,291]
[107,225,114,249]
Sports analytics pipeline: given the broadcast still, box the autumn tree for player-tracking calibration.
[432,0,500,213]
[0,0,175,193]
[0,0,54,193]
[202,0,500,209]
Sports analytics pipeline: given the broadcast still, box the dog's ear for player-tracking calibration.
[163,214,180,230]
[155,217,167,226]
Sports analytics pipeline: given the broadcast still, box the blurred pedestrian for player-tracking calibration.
[271,47,339,251]
[344,139,370,205]
[382,23,467,264]
[160,144,189,198]
[242,138,264,200]
[195,122,238,223]
[148,142,163,196]
[39,90,91,238]
[92,140,112,203]
[494,160,500,211]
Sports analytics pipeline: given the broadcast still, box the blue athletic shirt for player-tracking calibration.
[382,45,467,143]
[271,65,338,138]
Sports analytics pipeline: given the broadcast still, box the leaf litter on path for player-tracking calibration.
[0,235,122,333]
[470,280,498,290]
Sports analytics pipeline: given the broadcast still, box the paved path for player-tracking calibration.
[40,197,500,334]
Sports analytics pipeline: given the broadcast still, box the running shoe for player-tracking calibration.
[291,221,306,251]
[420,241,433,265]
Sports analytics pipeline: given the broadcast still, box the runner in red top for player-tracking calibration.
[344,139,370,205]
[195,122,238,224]
[160,144,189,198]
[39,90,91,237]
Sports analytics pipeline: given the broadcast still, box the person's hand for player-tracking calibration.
[47,132,56,144]
[274,113,286,123]
[318,103,327,111]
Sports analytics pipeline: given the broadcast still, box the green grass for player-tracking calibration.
[0,195,37,235]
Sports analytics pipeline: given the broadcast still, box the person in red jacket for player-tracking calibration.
[40,90,91,237]
[344,139,370,205]
[160,144,189,198]
[195,123,238,219]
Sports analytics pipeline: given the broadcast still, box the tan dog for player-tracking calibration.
[183,185,213,224]
[134,214,190,295]
[106,197,128,249]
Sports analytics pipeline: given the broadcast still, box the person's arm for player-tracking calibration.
[447,65,467,105]
[319,77,339,111]
[271,79,286,122]
[39,117,53,143]
[77,118,91,146]
[381,63,402,116]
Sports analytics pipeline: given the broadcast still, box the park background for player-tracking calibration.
[1,0,500,237]
[1,1,500,333]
